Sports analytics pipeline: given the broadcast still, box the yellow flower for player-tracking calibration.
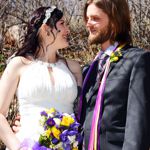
[110,49,122,63]
[60,115,75,127]
[111,52,115,57]
[110,56,119,62]
[44,129,51,138]
[46,108,56,114]
[51,126,61,139]
[72,147,78,150]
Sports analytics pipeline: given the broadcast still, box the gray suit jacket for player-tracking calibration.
[80,46,150,150]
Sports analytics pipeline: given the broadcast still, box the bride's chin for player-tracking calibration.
[62,43,69,49]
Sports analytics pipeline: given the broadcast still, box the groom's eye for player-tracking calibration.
[91,16,100,22]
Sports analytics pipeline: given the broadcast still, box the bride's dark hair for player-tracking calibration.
[15,6,63,58]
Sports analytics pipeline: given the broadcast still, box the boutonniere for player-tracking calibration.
[110,49,122,63]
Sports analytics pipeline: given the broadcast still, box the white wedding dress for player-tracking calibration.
[15,59,77,142]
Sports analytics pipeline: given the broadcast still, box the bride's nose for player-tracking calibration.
[65,25,70,34]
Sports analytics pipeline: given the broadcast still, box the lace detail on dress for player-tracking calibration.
[35,59,58,68]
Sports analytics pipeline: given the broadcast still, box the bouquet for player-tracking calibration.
[21,108,82,150]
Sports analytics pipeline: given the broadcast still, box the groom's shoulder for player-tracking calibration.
[125,45,144,55]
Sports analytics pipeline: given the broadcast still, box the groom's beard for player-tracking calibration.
[88,24,112,45]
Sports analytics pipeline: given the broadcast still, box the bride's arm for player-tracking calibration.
[65,59,82,118]
[65,59,82,87]
[0,57,23,150]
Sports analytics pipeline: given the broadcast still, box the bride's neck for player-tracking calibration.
[37,53,58,63]
[37,46,59,62]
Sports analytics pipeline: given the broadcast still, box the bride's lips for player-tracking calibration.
[62,34,69,41]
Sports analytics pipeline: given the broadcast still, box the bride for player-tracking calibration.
[0,6,82,150]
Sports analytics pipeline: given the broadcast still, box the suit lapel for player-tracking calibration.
[78,59,98,122]
[82,60,98,93]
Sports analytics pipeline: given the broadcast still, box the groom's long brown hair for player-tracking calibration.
[84,0,132,44]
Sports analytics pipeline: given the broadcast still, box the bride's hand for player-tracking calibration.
[12,114,21,133]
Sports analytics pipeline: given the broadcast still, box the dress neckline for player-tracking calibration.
[35,59,60,68]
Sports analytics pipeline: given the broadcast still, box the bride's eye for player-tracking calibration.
[61,22,64,25]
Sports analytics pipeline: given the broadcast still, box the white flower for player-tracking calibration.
[39,116,46,126]
[73,141,79,147]
[68,135,76,143]
[54,142,63,148]
[53,118,61,126]
[48,113,54,118]
[62,113,70,116]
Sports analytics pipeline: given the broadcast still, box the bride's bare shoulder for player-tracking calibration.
[4,56,33,75]
[8,56,33,67]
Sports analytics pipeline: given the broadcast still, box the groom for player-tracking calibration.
[78,0,150,150]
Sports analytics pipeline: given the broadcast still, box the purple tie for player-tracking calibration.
[96,52,109,83]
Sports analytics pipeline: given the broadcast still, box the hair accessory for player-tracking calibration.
[43,6,56,24]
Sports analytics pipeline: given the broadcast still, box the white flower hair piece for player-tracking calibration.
[43,6,56,24]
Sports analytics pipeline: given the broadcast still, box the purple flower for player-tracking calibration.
[20,138,36,148]
[52,138,59,144]
[39,146,51,150]
[33,143,52,150]
[71,114,76,120]
[76,133,83,143]
[68,130,78,136]
[63,144,71,150]
[20,140,53,150]
[54,111,62,118]
[32,142,41,150]
[60,130,68,142]
[46,118,55,126]
[70,122,80,130]
[44,125,47,130]
[40,111,48,117]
